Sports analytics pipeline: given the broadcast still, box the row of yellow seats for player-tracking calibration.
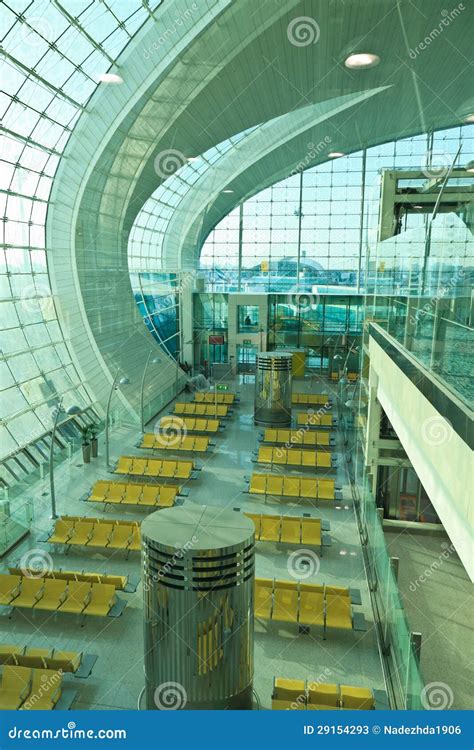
[263,428,331,447]
[296,412,333,428]
[194,391,235,404]
[272,678,375,710]
[0,645,82,674]
[48,517,140,552]
[197,618,222,676]
[255,578,353,632]
[245,513,322,547]
[158,416,220,434]
[257,446,332,469]
[0,665,63,710]
[89,480,178,507]
[174,402,228,417]
[115,456,193,479]
[139,434,209,452]
[8,566,127,591]
[291,393,330,405]
[249,473,335,501]
[0,574,118,618]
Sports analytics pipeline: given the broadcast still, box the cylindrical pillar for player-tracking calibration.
[254,352,292,425]
[142,505,255,710]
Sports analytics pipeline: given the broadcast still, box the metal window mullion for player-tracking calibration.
[3,51,84,111]
[52,1,116,65]
[0,126,61,157]
[357,147,367,293]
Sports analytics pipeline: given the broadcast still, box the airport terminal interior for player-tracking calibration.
[0,0,472,712]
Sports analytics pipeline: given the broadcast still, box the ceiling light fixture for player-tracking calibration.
[222,189,234,193]
[344,53,380,69]
[186,157,199,162]
[466,160,474,173]
[328,151,345,158]
[463,113,474,123]
[98,72,123,84]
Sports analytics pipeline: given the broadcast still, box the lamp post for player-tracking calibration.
[105,371,130,468]
[49,398,82,519]
[140,352,160,433]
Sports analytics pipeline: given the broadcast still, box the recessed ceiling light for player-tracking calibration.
[413,204,423,209]
[464,113,474,123]
[98,72,123,84]
[186,157,199,162]
[466,161,474,173]
[328,151,345,158]
[222,189,234,193]
[344,53,380,69]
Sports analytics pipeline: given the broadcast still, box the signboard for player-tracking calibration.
[209,335,224,344]
[216,384,228,391]
[243,339,252,346]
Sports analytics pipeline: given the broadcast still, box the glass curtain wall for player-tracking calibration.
[200,126,472,293]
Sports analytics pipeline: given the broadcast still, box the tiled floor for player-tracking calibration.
[0,374,386,709]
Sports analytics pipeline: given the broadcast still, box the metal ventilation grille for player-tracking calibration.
[143,542,255,591]
[256,354,292,371]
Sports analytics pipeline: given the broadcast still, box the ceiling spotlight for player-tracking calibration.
[328,151,345,158]
[463,113,474,123]
[98,72,123,84]
[344,53,380,70]
[413,204,423,209]
[186,157,199,162]
[222,189,234,193]
[466,160,474,173]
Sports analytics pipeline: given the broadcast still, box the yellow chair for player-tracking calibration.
[245,513,262,539]
[88,522,113,548]
[67,521,94,546]
[272,449,287,465]
[141,433,155,449]
[307,682,339,710]
[115,456,133,474]
[280,517,301,544]
[48,518,75,544]
[301,518,321,547]
[272,677,306,710]
[22,669,62,710]
[340,685,374,709]
[0,645,24,665]
[13,578,45,609]
[325,589,353,631]
[264,428,277,443]
[46,651,82,673]
[254,578,273,619]
[34,579,67,612]
[259,514,280,542]
[106,482,127,502]
[141,485,160,505]
[286,449,302,466]
[282,476,299,498]
[267,475,283,496]
[301,451,317,468]
[0,574,22,605]
[257,446,273,464]
[143,459,161,477]
[0,666,32,710]
[317,452,332,469]
[249,474,266,494]
[18,649,50,669]
[318,479,335,501]
[122,484,143,505]
[193,437,209,452]
[300,478,317,499]
[273,580,298,623]
[83,583,116,617]
[175,461,193,479]
[299,583,325,626]
[158,487,177,507]
[89,480,110,501]
[128,526,141,552]
[129,457,147,475]
[58,582,91,614]
[108,525,133,550]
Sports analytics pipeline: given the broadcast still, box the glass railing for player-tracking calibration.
[338,388,425,709]
[0,493,33,558]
